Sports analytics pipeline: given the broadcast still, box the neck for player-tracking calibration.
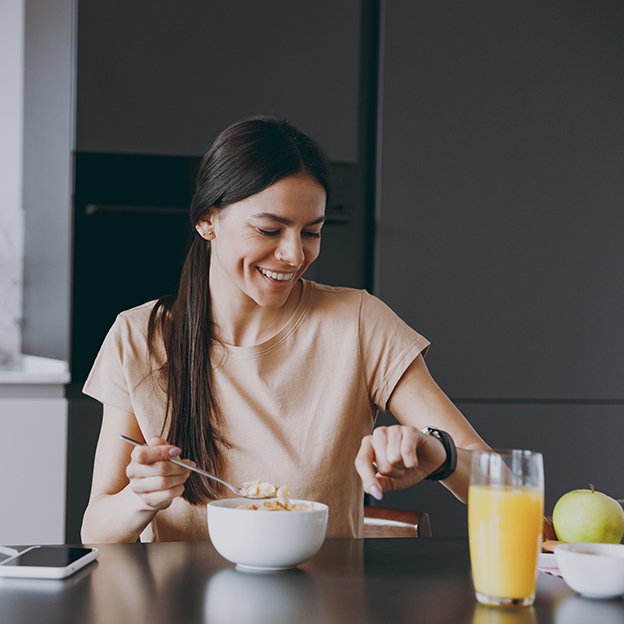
[210,281,303,347]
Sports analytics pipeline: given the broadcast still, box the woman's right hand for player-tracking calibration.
[125,435,194,511]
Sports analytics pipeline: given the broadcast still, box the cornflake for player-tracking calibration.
[239,480,278,499]
[236,480,314,512]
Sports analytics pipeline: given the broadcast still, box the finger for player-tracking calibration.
[136,483,187,511]
[148,435,182,457]
[399,427,420,470]
[126,457,191,480]
[369,427,391,474]
[148,435,167,446]
[380,426,406,470]
[371,427,406,478]
[354,436,384,500]
[131,437,182,465]
[130,472,190,495]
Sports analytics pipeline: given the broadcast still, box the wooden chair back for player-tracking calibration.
[363,506,432,538]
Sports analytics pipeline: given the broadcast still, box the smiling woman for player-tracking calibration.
[195,174,326,326]
[80,116,489,544]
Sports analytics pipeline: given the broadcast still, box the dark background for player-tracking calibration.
[21,0,624,541]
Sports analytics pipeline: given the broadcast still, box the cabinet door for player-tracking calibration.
[0,399,67,544]
[377,0,624,400]
[76,0,361,162]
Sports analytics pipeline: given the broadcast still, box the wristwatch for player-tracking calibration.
[420,426,458,481]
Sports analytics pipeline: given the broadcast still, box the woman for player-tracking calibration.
[81,116,489,543]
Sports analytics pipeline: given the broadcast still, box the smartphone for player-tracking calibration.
[0,546,99,579]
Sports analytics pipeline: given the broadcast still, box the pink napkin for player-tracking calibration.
[538,553,562,578]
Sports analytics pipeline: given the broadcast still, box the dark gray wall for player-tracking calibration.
[375,1,624,535]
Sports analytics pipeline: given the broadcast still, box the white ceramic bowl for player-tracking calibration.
[554,543,624,599]
[207,499,328,571]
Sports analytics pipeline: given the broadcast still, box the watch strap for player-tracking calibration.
[420,427,458,481]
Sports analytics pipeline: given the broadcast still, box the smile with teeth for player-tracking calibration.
[258,267,295,282]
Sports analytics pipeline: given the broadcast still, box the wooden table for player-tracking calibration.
[0,538,622,624]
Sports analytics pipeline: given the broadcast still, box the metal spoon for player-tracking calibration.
[119,435,274,500]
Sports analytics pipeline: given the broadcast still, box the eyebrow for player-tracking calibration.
[250,212,327,227]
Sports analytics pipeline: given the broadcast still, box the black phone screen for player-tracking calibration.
[3,546,94,567]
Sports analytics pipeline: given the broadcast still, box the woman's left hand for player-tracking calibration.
[354,425,447,500]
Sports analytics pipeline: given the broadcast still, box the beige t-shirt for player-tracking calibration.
[83,280,430,540]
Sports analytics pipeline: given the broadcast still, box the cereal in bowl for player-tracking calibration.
[239,480,279,498]
[237,481,314,511]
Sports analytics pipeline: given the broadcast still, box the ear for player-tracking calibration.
[195,210,216,241]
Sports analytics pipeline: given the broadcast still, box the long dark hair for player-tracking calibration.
[147,116,332,504]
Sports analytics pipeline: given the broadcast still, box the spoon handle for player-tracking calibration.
[168,458,240,495]
[119,435,241,496]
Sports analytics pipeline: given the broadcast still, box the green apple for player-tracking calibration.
[553,485,624,543]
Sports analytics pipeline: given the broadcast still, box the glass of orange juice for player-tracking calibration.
[469,449,544,607]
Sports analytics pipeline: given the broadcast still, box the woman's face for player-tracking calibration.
[197,174,327,310]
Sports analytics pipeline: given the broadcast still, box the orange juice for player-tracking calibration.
[469,484,544,600]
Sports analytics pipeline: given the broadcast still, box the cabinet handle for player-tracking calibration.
[85,203,351,223]
[85,204,187,216]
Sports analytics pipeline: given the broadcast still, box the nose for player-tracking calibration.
[276,233,305,266]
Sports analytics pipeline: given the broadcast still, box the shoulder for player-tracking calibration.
[83,300,164,409]
[104,300,161,355]
[112,300,159,334]
[116,300,159,324]
[304,280,366,314]
[304,281,400,322]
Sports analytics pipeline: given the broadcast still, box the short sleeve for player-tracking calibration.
[358,292,430,411]
[82,314,138,413]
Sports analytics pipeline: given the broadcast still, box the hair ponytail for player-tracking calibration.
[148,235,226,502]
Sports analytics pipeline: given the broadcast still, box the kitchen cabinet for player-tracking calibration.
[0,398,67,544]
[0,357,70,545]
[75,0,361,162]
[376,0,624,400]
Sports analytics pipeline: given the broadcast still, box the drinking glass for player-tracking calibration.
[469,449,544,607]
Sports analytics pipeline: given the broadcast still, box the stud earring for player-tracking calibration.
[195,224,215,240]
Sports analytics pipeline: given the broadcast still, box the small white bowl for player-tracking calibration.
[554,543,624,599]
[207,498,328,571]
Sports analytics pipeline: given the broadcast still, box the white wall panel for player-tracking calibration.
[0,398,68,544]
